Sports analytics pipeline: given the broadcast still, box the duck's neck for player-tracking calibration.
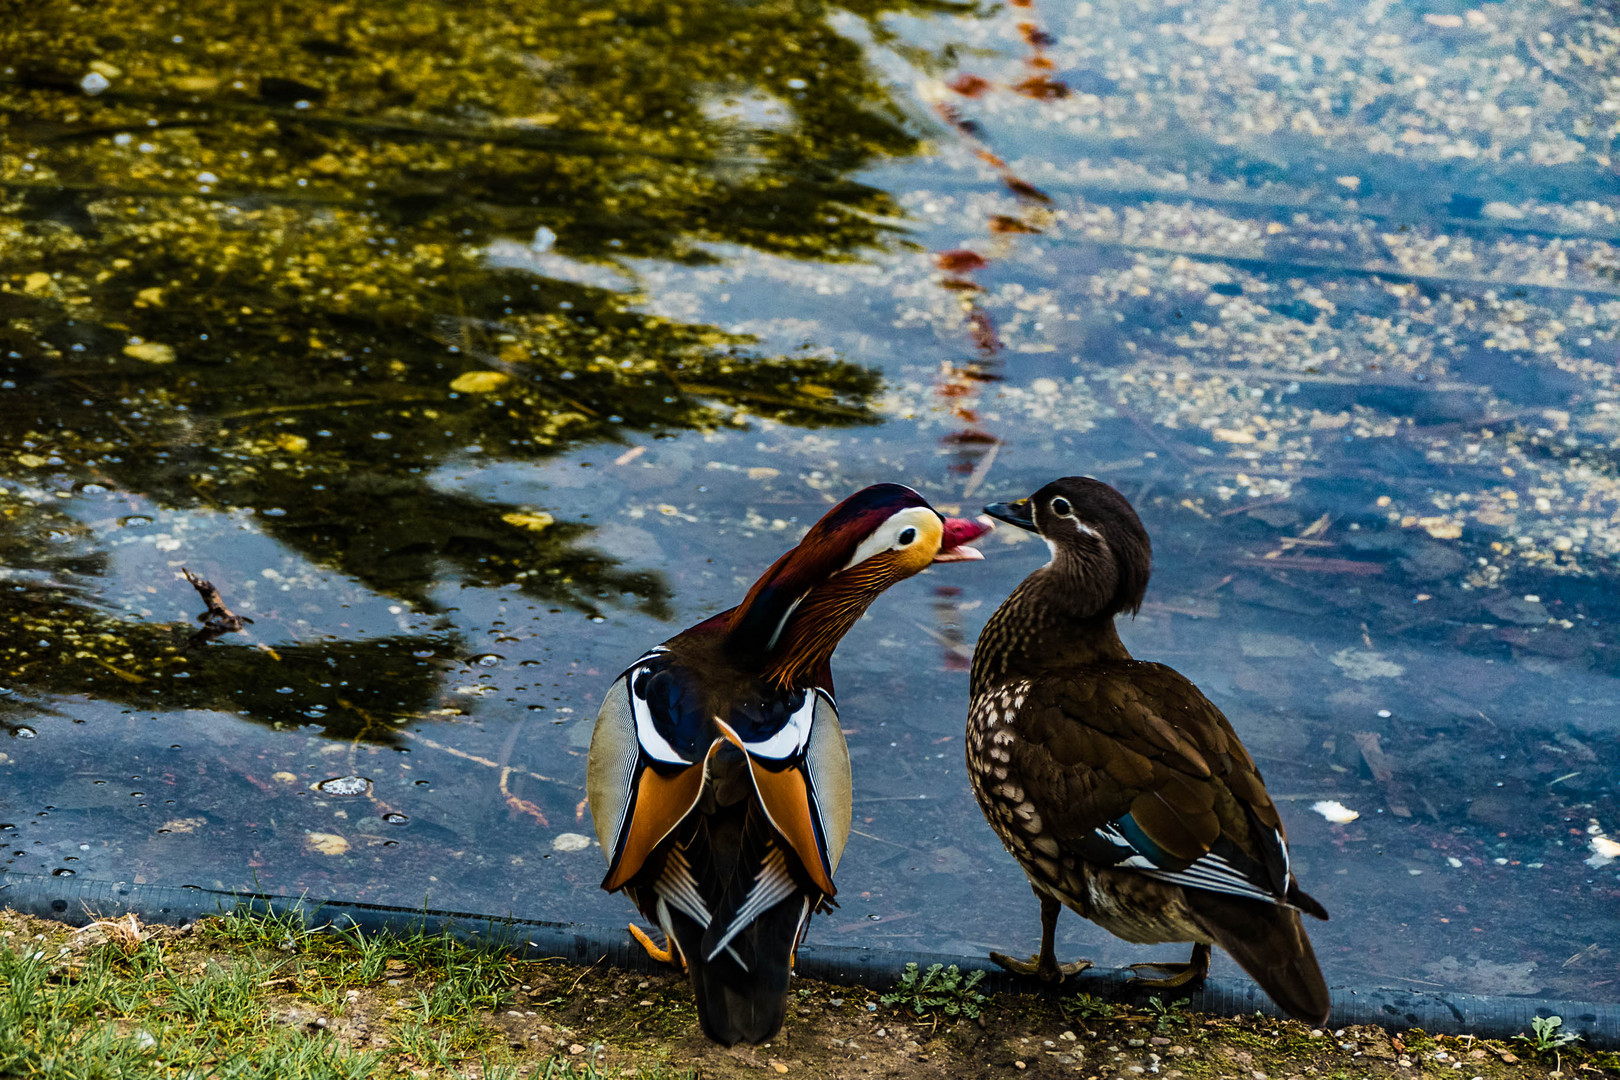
[756,580,873,688]
[721,568,881,690]
[970,565,1133,692]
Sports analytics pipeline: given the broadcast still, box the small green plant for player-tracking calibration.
[1061,992,1119,1021]
[880,962,989,1021]
[1517,1015,1582,1054]
[1146,995,1192,1032]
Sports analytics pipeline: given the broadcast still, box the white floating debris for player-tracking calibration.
[1588,835,1620,867]
[552,832,592,852]
[80,72,110,95]
[1447,857,1463,868]
[1312,800,1360,824]
[532,226,557,253]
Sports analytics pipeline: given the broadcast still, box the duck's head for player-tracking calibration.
[985,476,1151,618]
[724,483,991,684]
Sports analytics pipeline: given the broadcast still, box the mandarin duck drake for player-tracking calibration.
[588,483,989,1045]
[965,477,1330,1024]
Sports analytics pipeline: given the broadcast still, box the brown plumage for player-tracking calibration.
[966,477,1330,1025]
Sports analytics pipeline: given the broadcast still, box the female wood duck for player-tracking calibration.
[966,476,1330,1024]
[588,483,989,1045]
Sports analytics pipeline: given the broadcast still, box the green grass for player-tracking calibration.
[0,908,686,1080]
[205,903,516,1020]
[0,937,381,1079]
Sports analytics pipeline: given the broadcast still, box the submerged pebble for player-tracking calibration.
[313,775,372,797]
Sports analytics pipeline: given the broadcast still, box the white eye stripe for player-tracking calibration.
[841,505,937,571]
[1072,519,1101,539]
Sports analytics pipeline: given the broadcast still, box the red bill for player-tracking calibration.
[933,515,994,563]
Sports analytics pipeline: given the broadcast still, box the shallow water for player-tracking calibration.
[3,0,1618,1003]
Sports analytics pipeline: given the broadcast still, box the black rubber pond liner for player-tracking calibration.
[4,871,1616,1049]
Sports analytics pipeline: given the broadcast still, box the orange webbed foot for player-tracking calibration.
[629,923,683,969]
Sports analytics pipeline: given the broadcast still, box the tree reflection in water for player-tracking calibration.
[0,0,970,737]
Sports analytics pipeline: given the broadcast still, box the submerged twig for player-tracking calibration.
[181,567,254,646]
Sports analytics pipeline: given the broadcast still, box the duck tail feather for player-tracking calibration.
[1286,879,1330,921]
[686,894,805,1045]
[1190,891,1331,1026]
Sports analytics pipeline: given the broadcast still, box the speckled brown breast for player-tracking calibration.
[966,677,1211,948]
[966,679,1077,893]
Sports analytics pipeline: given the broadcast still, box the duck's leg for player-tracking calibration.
[1127,943,1211,989]
[990,890,1093,983]
[629,923,684,969]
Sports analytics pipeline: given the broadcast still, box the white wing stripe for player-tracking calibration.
[1098,821,1290,905]
[654,847,712,928]
[704,844,798,962]
[1140,867,1280,904]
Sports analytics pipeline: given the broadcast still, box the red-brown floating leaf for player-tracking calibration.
[1013,75,1069,100]
[932,101,983,136]
[989,214,1041,234]
[968,309,1003,353]
[1009,0,1033,6]
[937,249,989,272]
[1003,176,1053,202]
[976,149,1008,168]
[939,277,982,292]
[1018,23,1056,48]
[1026,55,1055,71]
[942,430,1001,445]
[948,73,991,98]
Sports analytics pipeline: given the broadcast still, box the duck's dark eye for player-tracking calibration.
[897,527,917,546]
[1050,497,1072,516]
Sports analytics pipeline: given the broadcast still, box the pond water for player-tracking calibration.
[3,0,1618,1003]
